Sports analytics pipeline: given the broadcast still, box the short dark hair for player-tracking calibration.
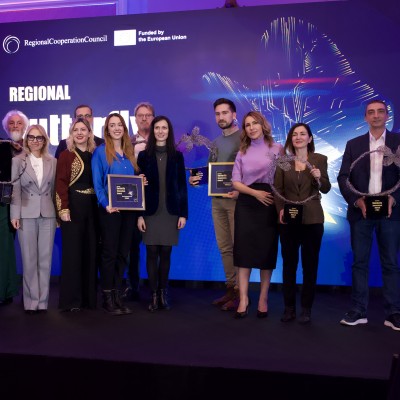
[74,104,93,118]
[213,98,236,113]
[284,123,315,154]
[364,99,388,115]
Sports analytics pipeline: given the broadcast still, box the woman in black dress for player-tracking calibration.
[137,116,188,312]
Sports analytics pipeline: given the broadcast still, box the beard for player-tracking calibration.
[9,131,23,142]
[218,120,233,129]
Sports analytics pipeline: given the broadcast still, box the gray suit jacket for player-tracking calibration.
[10,153,57,220]
[274,152,331,224]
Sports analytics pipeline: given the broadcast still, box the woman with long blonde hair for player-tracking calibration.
[56,117,98,312]
[10,124,57,314]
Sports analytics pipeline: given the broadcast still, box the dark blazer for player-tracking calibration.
[137,150,188,219]
[274,152,331,224]
[55,136,104,159]
[338,131,400,222]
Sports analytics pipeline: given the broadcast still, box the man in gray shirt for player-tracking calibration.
[190,98,241,310]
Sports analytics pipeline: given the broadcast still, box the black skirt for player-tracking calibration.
[233,183,278,270]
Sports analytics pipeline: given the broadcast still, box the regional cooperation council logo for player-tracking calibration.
[3,35,20,54]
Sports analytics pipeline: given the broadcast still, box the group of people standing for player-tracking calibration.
[0,97,399,331]
[0,104,188,316]
[190,98,400,331]
[189,100,329,323]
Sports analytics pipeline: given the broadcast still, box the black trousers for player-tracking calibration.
[279,223,324,309]
[146,245,172,292]
[98,207,136,291]
[59,192,97,310]
[128,216,142,291]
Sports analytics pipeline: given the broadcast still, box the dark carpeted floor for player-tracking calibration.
[0,281,398,382]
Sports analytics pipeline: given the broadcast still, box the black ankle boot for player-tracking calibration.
[281,306,296,322]
[148,292,158,312]
[159,289,171,310]
[112,290,132,315]
[102,290,123,316]
[298,308,311,324]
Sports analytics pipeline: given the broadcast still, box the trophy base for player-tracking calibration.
[284,204,303,224]
[365,196,388,219]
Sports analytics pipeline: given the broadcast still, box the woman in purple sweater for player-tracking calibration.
[232,111,283,319]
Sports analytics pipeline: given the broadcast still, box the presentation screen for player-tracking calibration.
[1,1,399,285]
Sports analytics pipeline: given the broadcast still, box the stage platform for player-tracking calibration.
[0,281,399,400]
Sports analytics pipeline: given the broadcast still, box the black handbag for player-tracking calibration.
[0,182,13,204]
[0,154,27,205]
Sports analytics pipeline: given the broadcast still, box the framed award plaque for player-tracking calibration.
[208,162,234,196]
[107,174,145,210]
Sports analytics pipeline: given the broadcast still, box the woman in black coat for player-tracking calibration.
[137,116,188,312]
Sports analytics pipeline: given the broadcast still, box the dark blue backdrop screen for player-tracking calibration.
[1,1,399,285]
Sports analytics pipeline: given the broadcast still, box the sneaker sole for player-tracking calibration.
[340,318,368,326]
[384,320,400,331]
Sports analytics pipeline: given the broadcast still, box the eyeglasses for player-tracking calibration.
[136,114,153,119]
[27,135,45,142]
[76,114,92,119]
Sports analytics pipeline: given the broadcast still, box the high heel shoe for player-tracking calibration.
[257,310,268,318]
[234,301,250,319]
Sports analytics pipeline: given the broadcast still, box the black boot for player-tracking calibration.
[298,308,311,324]
[148,292,158,312]
[159,289,171,310]
[102,290,123,316]
[281,306,296,322]
[112,290,132,315]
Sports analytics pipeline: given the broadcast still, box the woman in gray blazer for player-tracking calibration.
[274,123,331,324]
[10,125,57,314]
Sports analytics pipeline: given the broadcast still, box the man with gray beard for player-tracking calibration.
[0,109,28,305]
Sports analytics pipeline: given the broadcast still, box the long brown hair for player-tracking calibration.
[103,113,138,171]
[239,111,274,153]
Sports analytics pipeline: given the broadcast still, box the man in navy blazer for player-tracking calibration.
[338,99,400,331]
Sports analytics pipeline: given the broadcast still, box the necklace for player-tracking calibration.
[157,152,166,162]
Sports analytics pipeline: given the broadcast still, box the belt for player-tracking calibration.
[75,188,95,195]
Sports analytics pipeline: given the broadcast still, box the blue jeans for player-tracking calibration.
[350,219,400,316]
